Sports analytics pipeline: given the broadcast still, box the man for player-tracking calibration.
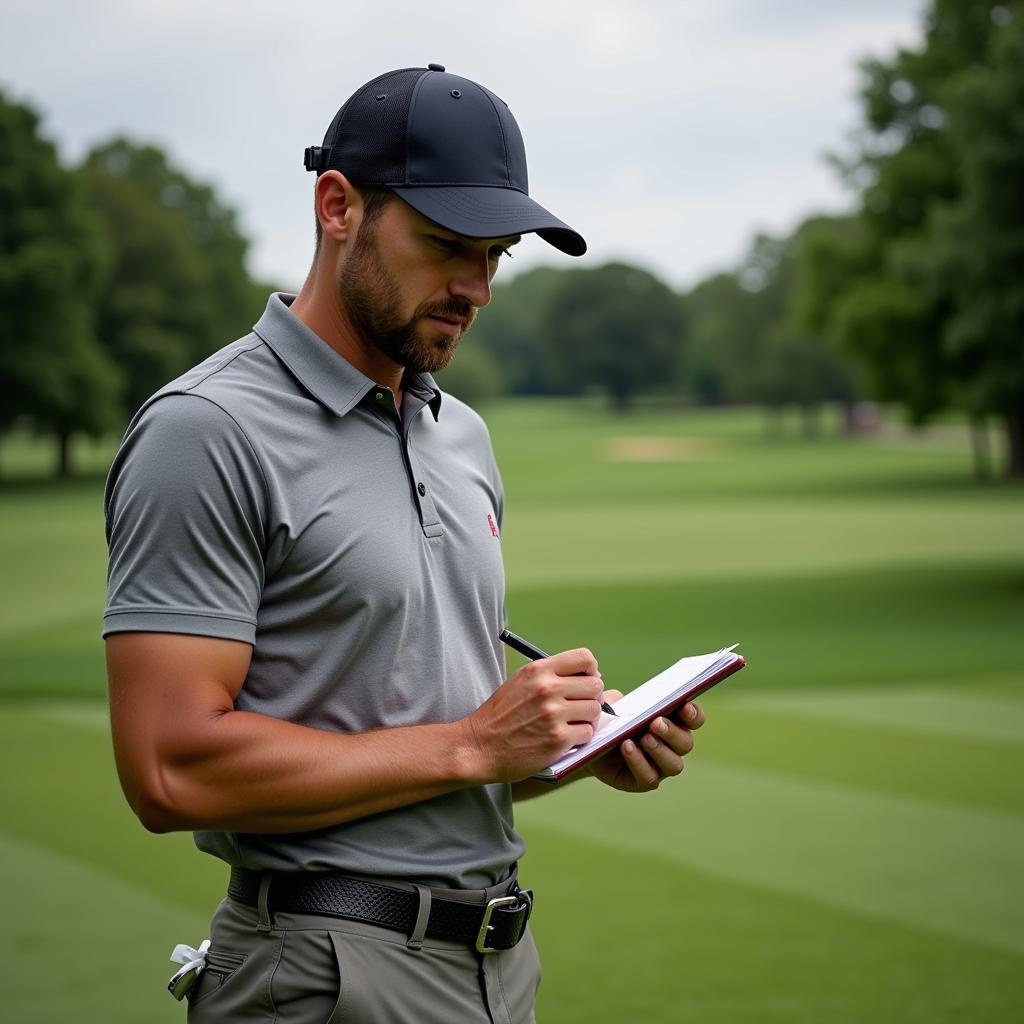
[104,64,704,1023]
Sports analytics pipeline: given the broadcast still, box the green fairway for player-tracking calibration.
[2,401,1022,1021]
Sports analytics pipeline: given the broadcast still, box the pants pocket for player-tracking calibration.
[187,948,247,1006]
[186,902,283,1023]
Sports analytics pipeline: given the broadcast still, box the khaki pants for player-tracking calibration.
[186,894,541,1023]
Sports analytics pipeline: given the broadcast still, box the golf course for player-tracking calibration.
[1,399,1021,1022]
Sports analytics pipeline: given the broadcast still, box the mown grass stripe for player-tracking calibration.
[731,687,1024,746]
[0,706,226,912]
[27,699,111,729]
[508,565,1023,697]
[696,695,1024,819]
[516,759,1024,956]
[0,832,208,1024]
[502,500,1024,586]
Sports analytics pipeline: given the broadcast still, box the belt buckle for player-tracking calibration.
[475,895,519,954]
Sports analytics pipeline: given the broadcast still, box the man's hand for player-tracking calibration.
[460,648,604,783]
[587,696,705,793]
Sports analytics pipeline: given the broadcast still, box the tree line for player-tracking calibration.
[2,0,1021,477]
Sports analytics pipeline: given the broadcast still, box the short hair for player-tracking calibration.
[314,184,393,251]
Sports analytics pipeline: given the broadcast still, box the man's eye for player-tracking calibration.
[430,236,460,252]
[491,247,514,261]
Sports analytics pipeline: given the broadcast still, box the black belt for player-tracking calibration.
[228,867,533,954]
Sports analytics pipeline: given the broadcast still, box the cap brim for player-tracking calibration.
[391,185,587,256]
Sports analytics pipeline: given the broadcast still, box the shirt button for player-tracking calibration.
[417,482,427,497]
[374,391,385,401]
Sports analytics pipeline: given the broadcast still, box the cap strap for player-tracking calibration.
[304,146,331,173]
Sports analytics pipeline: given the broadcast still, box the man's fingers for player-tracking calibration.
[519,657,602,699]
[551,673,605,700]
[546,647,600,678]
[566,699,603,725]
[620,739,661,791]
[680,701,704,729]
[650,716,695,756]
[562,719,599,748]
[640,730,685,777]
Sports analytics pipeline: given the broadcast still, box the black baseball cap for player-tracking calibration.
[305,63,586,257]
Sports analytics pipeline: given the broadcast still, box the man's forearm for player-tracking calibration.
[125,709,484,834]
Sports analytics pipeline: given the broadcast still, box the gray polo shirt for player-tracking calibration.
[104,293,523,888]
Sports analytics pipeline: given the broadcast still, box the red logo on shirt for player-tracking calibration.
[487,513,499,538]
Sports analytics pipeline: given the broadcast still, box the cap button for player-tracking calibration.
[427,63,445,72]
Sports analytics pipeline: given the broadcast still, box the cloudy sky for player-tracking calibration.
[2,0,924,292]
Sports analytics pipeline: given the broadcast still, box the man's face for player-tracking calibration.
[336,197,519,374]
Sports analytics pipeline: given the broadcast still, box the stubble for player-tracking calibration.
[337,223,476,374]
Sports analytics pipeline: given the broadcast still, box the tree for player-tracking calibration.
[818,0,1024,474]
[434,341,504,409]
[927,9,1024,474]
[79,140,268,417]
[685,231,859,432]
[468,265,571,395]
[545,262,684,411]
[680,272,755,406]
[0,91,122,477]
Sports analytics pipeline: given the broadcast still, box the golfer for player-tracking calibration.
[103,63,705,1023]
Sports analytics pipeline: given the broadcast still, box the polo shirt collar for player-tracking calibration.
[253,293,443,421]
[404,371,444,422]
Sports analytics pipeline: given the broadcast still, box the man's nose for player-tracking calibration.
[449,254,492,309]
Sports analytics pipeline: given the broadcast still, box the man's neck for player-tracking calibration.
[291,270,405,399]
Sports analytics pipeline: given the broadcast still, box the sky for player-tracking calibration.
[1,0,925,293]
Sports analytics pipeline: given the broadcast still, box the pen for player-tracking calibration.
[498,628,618,716]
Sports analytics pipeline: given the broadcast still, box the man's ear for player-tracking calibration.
[315,171,361,245]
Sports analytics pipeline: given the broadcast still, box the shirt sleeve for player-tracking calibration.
[103,393,267,643]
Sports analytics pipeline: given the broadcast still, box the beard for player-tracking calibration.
[337,221,477,374]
